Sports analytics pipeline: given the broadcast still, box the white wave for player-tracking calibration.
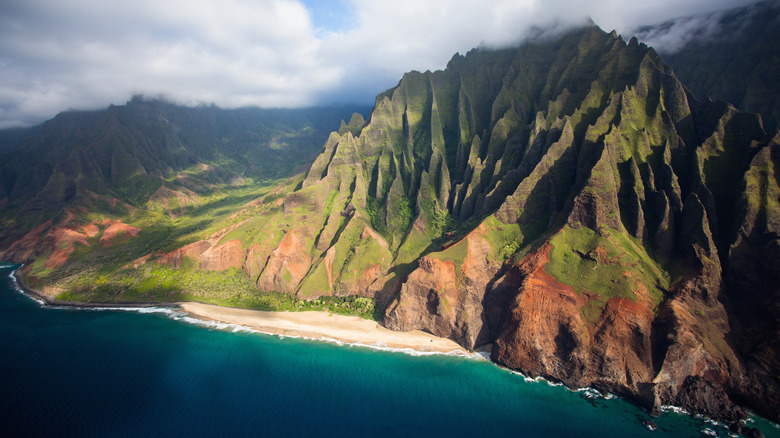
[176,315,247,331]
[701,427,717,436]
[34,304,183,317]
[7,268,46,306]
[495,367,549,384]
[476,351,491,361]
[74,306,179,315]
[576,388,616,400]
[661,405,690,415]
[341,342,475,358]
[508,371,553,385]
[166,310,481,359]
[702,417,722,428]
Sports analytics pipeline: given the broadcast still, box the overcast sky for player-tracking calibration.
[0,0,760,128]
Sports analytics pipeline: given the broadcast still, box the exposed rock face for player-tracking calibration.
[491,241,666,403]
[1,217,141,269]
[44,227,91,268]
[385,256,461,338]
[198,240,244,271]
[157,238,247,272]
[188,24,777,421]
[385,224,498,347]
[1,220,54,262]
[98,219,141,247]
[157,240,214,268]
[323,26,776,421]
[1,18,778,424]
[257,228,312,293]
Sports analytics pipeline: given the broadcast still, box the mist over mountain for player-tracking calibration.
[634,0,780,128]
[0,1,778,428]
[0,0,759,129]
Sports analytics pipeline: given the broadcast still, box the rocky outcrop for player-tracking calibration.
[2,20,777,424]
[354,26,777,421]
[98,219,141,247]
[385,223,499,347]
[198,240,245,271]
[0,217,142,269]
[157,240,214,268]
[157,238,247,272]
[257,228,312,293]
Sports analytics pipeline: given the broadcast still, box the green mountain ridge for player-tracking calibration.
[0,8,778,428]
[0,99,368,245]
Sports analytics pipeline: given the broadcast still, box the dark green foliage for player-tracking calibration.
[338,113,366,137]
[386,195,412,234]
[366,196,387,235]
[0,99,369,238]
[60,261,381,320]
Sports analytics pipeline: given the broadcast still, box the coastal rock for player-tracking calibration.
[2,19,779,423]
[384,256,461,338]
[385,225,497,348]
[491,242,657,393]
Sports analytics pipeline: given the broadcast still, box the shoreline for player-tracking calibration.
[10,267,173,309]
[6,265,780,430]
[178,302,467,354]
[8,266,465,354]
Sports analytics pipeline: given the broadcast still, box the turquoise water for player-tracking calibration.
[1,265,777,437]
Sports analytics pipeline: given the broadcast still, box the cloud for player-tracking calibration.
[631,13,727,54]
[0,0,340,127]
[630,0,774,54]
[0,0,761,128]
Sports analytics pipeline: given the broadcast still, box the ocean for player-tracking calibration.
[0,264,777,437]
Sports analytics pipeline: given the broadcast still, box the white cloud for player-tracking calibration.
[0,0,761,128]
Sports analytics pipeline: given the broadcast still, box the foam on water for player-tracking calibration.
[7,267,482,361]
[170,311,480,359]
[8,266,46,306]
[4,265,779,437]
[576,387,616,400]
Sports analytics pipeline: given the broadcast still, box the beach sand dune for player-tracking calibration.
[179,302,467,353]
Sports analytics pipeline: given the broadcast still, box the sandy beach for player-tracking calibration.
[8,267,466,354]
[179,302,467,353]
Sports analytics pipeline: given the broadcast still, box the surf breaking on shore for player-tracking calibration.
[5,265,468,356]
[178,302,468,355]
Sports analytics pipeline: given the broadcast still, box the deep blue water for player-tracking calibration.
[0,265,777,437]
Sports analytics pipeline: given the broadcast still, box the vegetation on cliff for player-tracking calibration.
[1,3,778,425]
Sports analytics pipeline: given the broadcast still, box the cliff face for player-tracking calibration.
[1,20,778,423]
[235,26,776,421]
